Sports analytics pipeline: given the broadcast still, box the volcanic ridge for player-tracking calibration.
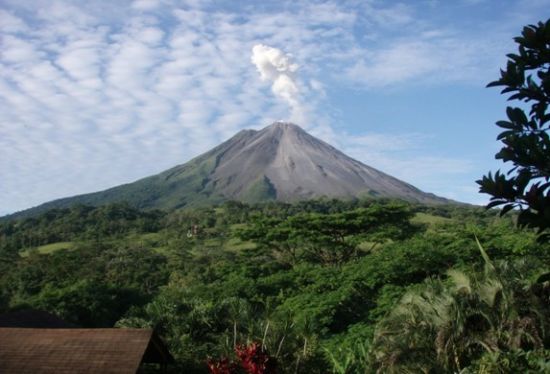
[7,122,450,218]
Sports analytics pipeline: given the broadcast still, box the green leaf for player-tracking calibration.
[486,200,506,209]
[500,204,515,216]
[495,121,516,129]
[497,131,515,140]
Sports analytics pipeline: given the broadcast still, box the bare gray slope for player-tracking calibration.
[203,122,448,204]
[5,121,450,219]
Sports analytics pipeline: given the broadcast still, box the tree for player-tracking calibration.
[237,203,416,265]
[477,19,550,240]
[369,245,550,373]
[22,280,137,327]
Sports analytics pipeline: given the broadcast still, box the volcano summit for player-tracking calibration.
[199,121,448,203]
[9,122,450,218]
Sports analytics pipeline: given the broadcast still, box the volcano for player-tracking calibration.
[8,122,450,218]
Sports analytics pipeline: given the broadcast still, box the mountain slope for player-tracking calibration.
[6,122,451,218]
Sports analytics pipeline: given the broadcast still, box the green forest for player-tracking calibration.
[1,17,549,374]
[0,199,549,373]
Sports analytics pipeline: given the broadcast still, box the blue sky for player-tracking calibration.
[1,0,548,215]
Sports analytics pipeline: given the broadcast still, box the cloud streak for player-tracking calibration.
[1,0,548,213]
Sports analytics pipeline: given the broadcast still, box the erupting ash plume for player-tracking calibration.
[251,44,304,122]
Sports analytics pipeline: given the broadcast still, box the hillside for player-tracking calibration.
[5,122,451,219]
[1,200,547,373]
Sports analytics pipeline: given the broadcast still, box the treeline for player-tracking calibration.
[0,199,548,373]
[0,203,163,250]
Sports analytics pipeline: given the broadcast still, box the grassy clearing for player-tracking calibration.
[130,232,163,246]
[20,241,74,257]
[126,232,172,255]
[230,223,248,230]
[412,212,453,226]
[358,241,379,252]
[224,237,256,252]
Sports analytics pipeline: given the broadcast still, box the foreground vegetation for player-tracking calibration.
[0,199,548,373]
[1,17,547,374]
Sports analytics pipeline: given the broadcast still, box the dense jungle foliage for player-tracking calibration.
[0,199,549,373]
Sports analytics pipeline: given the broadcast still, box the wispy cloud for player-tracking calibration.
[0,1,344,212]
[335,132,475,198]
[1,0,547,213]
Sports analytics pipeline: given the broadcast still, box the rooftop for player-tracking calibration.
[0,327,172,374]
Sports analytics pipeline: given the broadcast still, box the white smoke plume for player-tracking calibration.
[251,44,304,123]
